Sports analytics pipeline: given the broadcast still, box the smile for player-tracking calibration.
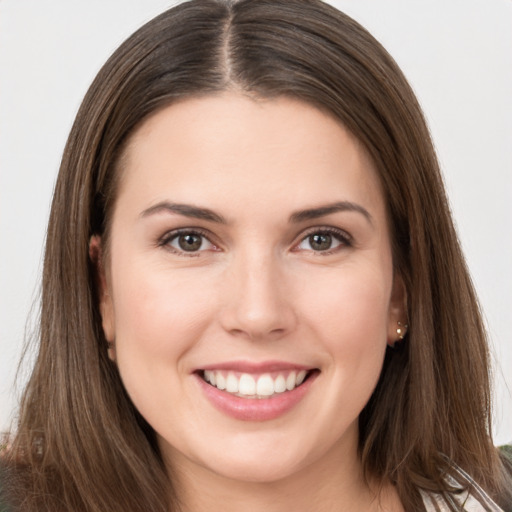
[196,364,319,421]
[202,369,309,399]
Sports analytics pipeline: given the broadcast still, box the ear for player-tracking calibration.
[89,235,116,360]
[387,273,408,346]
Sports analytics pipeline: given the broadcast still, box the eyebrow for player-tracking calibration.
[289,201,373,225]
[140,202,227,223]
[140,200,372,226]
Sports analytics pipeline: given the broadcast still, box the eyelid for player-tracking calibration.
[292,226,353,253]
[158,227,220,256]
[157,225,352,256]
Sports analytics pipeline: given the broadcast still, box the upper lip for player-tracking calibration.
[198,360,316,373]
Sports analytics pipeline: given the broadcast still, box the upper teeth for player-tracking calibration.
[203,370,308,398]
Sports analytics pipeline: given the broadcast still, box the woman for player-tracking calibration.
[1,0,511,510]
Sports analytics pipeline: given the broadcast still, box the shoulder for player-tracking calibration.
[421,461,507,512]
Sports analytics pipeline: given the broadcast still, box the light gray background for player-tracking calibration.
[1,0,511,444]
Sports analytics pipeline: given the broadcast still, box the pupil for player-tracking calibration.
[310,233,332,251]
[178,234,202,251]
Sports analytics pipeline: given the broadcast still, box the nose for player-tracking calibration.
[218,250,297,342]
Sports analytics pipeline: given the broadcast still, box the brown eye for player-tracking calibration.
[308,233,332,251]
[162,230,216,254]
[295,228,351,254]
[178,233,203,251]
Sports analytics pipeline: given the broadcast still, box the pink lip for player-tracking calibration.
[195,365,319,422]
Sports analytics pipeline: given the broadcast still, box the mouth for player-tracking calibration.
[198,368,318,399]
[195,363,320,421]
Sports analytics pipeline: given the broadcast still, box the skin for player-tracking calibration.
[93,93,406,511]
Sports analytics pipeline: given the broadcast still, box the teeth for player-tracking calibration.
[286,372,296,391]
[256,374,274,396]
[204,370,215,386]
[239,374,256,395]
[296,370,307,386]
[226,372,239,393]
[274,375,286,393]
[202,369,310,398]
[216,373,226,390]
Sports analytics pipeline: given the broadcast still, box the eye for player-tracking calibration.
[160,229,217,255]
[295,228,351,253]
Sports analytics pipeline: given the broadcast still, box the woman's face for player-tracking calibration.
[97,93,405,484]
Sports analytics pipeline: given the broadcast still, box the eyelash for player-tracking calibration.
[158,228,218,257]
[157,226,353,257]
[294,227,353,255]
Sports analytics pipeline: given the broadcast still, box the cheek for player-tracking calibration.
[109,256,217,370]
[301,264,391,344]
[108,258,221,425]
[297,261,392,397]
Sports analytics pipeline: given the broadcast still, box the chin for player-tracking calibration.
[209,455,307,484]
[195,435,319,485]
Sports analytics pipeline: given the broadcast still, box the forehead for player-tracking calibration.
[115,93,386,223]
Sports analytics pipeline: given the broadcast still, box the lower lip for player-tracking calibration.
[196,371,318,422]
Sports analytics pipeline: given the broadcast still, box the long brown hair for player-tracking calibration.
[3,1,510,510]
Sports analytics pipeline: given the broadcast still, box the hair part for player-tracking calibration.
[4,1,510,510]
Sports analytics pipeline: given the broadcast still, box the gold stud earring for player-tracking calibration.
[396,321,408,340]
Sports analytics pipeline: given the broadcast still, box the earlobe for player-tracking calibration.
[89,236,116,360]
[387,273,408,346]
